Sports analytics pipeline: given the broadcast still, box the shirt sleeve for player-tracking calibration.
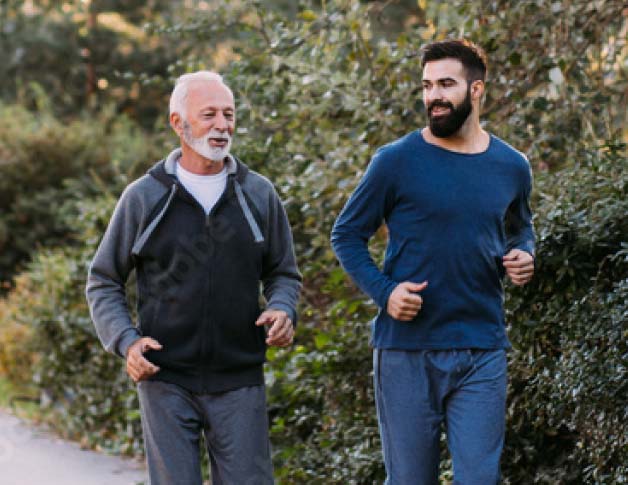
[330,150,398,309]
[505,160,536,257]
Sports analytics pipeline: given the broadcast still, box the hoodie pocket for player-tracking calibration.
[209,285,266,370]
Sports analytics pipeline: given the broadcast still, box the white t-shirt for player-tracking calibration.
[176,162,228,215]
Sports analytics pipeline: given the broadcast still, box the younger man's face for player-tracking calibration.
[422,58,474,138]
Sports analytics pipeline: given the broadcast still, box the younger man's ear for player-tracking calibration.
[470,79,485,100]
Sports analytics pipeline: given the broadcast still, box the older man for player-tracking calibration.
[86,71,301,485]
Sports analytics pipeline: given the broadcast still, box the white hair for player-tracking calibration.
[169,71,232,119]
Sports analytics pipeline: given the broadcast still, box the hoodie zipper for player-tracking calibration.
[201,177,233,393]
[201,210,211,394]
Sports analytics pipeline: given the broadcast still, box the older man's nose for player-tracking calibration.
[212,112,229,131]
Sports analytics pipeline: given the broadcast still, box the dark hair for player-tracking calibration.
[421,39,488,81]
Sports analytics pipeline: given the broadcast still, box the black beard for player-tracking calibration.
[427,85,472,138]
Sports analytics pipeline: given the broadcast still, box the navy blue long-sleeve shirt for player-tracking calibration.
[331,130,535,350]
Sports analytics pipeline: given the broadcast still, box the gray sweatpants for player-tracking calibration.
[137,380,274,485]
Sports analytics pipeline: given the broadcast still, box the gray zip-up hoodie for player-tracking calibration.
[86,149,301,393]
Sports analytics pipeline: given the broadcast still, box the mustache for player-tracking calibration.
[205,129,231,141]
[427,100,454,114]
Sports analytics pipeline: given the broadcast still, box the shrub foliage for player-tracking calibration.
[0,1,626,483]
[0,102,163,284]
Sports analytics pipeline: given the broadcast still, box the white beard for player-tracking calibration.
[183,124,232,162]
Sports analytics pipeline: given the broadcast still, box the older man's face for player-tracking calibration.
[182,80,235,161]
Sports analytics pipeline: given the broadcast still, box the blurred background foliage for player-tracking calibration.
[0,0,182,122]
[0,1,626,483]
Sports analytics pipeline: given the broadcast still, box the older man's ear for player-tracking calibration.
[170,112,183,136]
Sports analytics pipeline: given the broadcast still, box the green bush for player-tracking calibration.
[0,101,163,284]
[0,103,160,453]
[0,195,143,455]
[0,282,37,387]
[504,143,627,484]
[0,1,182,124]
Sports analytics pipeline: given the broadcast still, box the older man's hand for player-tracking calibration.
[255,309,294,347]
[126,337,162,382]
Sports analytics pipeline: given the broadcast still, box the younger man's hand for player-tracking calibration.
[387,281,428,321]
[503,249,534,286]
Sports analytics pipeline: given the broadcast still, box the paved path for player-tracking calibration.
[0,409,147,485]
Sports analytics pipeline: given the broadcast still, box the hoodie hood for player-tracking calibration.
[131,148,264,257]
